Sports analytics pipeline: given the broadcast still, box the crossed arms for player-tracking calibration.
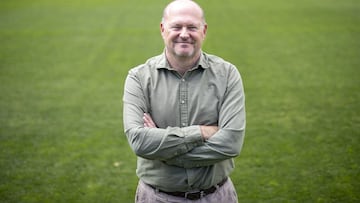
[144,113,219,140]
[123,66,246,168]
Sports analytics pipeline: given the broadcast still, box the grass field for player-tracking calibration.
[1,0,359,202]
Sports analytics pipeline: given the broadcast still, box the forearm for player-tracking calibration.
[165,128,245,168]
[140,114,244,168]
[125,120,203,160]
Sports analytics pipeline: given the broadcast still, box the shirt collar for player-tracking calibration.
[156,51,210,71]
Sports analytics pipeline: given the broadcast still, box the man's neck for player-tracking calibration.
[166,51,201,75]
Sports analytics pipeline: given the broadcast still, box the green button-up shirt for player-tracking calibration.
[123,52,246,192]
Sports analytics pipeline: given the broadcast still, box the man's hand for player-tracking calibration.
[200,126,219,140]
[143,113,157,128]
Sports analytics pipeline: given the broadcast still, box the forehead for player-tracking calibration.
[163,1,204,25]
[166,14,203,26]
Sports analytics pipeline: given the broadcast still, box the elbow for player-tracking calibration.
[126,129,156,159]
[226,145,242,158]
[229,131,245,157]
[132,144,158,160]
[132,144,149,158]
[225,144,243,158]
[232,143,243,157]
[125,129,147,157]
[129,136,148,157]
[235,134,245,156]
[131,143,142,156]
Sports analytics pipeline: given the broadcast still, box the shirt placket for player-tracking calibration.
[179,78,188,127]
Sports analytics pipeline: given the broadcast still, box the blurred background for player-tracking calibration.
[1,0,359,202]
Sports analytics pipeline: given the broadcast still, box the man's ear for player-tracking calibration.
[203,24,208,35]
[160,23,165,35]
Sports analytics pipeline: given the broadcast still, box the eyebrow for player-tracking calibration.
[169,22,200,27]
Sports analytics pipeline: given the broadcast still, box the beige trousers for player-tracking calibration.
[135,178,238,203]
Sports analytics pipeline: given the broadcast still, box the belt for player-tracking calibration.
[151,177,228,200]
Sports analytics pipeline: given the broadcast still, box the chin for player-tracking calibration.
[175,50,195,58]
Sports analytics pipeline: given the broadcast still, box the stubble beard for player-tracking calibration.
[172,43,197,59]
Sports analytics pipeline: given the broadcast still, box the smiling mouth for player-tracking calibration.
[175,41,194,44]
[178,43,192,48]
[179,42,190,45]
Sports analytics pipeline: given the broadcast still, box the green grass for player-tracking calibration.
[1,0,359,202]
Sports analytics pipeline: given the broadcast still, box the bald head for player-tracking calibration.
[162,0,206,24]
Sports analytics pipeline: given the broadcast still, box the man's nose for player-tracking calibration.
[179,27,190,38]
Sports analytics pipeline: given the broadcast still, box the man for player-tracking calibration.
[123,0,245,202]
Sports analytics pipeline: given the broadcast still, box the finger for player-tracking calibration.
[143,113,152,125]
[143,113,156,128]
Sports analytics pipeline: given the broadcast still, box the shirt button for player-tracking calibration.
[182,123,186,127]
[181,79,185,82]
[181,100,185,104]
